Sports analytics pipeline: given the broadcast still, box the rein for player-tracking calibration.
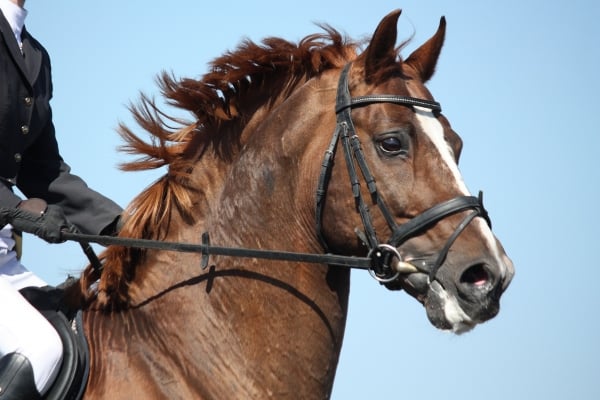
[65,63,490,285]
[61,230,373,271]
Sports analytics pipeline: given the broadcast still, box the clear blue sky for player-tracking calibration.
[18,1,599,399]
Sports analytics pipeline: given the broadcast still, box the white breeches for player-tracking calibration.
[0,225,63,395]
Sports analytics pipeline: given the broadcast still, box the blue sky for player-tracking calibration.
[18,1,599,398]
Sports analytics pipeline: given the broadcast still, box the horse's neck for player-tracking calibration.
[85,153,350,399]
[85,250,350,398]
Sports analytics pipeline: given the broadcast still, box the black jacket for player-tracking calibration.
[0,10,122,234]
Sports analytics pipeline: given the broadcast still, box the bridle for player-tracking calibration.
[315,63,490,283]
[61,63,491,287]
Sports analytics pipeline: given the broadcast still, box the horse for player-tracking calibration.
[65,9,514,399]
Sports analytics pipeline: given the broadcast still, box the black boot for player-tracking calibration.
[0,352,42,400]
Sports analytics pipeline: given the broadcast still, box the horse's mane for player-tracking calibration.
[79,25,363,308]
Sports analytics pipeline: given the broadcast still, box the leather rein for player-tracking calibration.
[63,63,490,285]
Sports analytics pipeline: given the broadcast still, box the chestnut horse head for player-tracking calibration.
[75,9,513,399]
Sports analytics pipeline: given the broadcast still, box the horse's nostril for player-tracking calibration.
[460,264,490,287]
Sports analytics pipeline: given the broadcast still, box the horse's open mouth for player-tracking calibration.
[384,271,467,331]
[381,250,509,333]
[403,271,504,333]
[389,271,489,334]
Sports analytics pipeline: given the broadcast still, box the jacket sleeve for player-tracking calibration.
[16,115,123,235]
[0,180,22,209]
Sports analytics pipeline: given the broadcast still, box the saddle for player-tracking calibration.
[19,282,89,400]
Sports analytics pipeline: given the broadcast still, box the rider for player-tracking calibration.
[0,0,123,398]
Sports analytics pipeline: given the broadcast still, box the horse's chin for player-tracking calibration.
[424,280,476,334]
[389,274,476,334]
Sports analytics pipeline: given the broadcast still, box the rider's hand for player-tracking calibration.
[17,198,47,214]
[10,198,69,243]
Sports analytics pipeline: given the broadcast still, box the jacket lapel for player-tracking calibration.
[0,10,36,88]
[21,28,42,84]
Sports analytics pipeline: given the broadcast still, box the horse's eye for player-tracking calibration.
[377,134,409,157]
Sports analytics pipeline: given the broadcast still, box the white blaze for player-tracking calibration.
[411,105,501,260]
[413,106,469,195]
[411,104,513,327]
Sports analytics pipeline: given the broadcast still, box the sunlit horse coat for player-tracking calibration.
[0,10,121,232]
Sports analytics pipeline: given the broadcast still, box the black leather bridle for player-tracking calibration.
[61,63,491,287]
[315,63,491,283]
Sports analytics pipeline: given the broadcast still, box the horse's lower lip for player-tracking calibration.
[426,280,476,333]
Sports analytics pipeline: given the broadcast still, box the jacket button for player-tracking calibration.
[14,153,22,163]
[20,125,29,135]
[24,97,33,106]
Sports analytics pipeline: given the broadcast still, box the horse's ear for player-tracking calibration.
[404,16,446,82]
[364,9,402,79]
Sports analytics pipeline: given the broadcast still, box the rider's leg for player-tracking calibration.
[0,227,63,396]
[0,277,63,396]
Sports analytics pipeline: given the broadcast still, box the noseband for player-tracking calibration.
[316,64,490,283]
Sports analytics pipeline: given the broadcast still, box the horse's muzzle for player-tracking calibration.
[390,254,514,333]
